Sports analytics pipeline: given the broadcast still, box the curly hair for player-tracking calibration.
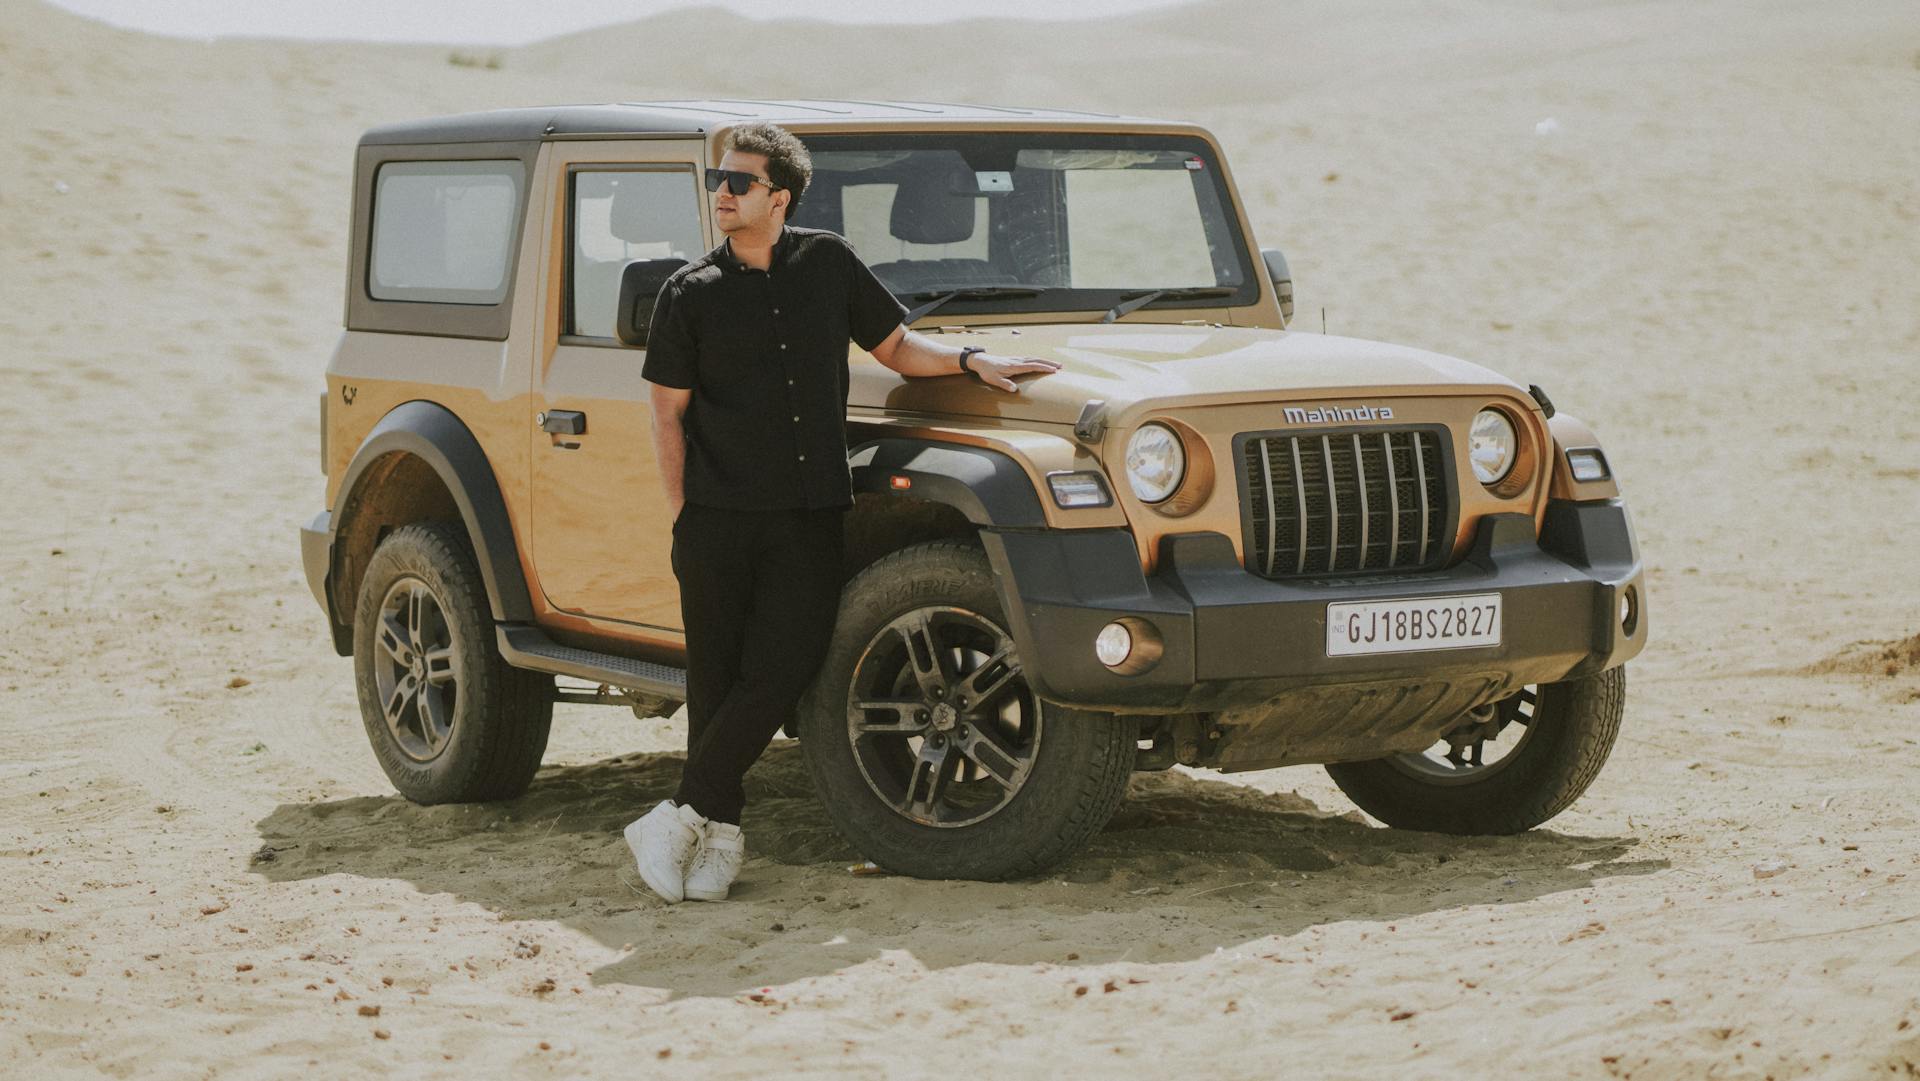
[724,122,812,221]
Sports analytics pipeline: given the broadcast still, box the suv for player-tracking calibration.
[300,100,1645,881]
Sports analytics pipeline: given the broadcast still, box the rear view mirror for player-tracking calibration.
[1261,247,1294,327]
[615,258,689,347]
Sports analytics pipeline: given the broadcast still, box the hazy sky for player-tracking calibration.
[46,0,1183,45]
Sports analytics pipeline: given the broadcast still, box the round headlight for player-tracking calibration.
[1125,423,1186,503]
[1469,409,1517,486]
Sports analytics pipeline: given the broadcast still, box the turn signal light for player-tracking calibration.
[1047,471,1113,508]
[1567,448,1611,483]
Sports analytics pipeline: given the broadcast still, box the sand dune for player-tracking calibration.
[3,0,1919,1075]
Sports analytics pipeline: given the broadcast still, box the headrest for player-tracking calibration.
[608,177,689,244]
[788,177,842,234]
[889,165,977,246]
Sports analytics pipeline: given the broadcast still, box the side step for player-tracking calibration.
[496,624,688,704]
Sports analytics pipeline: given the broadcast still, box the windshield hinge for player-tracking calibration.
[1074,399,1109,444]
[1528,384,1556,418]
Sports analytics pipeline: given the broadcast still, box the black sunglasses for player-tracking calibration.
[704,167,783,196]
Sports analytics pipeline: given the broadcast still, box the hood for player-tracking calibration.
[849,323,1528,426]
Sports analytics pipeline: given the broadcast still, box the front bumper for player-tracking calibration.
[980,499,1645,717]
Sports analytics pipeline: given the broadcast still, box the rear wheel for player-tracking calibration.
[798,542,1135,880]
[351,522,553,804]
[1324,666,1626,834]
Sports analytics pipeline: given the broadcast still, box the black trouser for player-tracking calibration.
[670,501,846,825]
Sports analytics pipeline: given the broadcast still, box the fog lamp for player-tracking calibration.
[1094,622,1133,668]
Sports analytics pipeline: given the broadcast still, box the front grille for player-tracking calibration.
[1240,428,1450,578]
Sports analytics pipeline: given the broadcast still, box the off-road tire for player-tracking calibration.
[798,541,1135,880]
[1324,666,1626,834]
[351,521,553,804]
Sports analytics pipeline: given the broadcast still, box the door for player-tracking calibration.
[530,142,709,628]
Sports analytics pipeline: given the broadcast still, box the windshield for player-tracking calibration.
[788,133,1257,317]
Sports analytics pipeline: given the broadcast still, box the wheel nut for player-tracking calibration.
[958,725,969,738]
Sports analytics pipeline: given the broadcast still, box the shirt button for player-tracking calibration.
[773,308,781,315]
[798,454,806,461]
[792,415,800,422]
[780,343,787,350]
[787,379,795,386]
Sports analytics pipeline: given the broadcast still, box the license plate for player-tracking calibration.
[1326,593,1502,657]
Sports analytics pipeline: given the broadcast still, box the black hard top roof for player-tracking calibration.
[358,99,1171,146]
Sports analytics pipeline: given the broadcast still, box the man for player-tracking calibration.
[624,122,1061,903]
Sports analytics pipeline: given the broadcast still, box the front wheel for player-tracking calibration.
[797,542,1135,881]
[351,522,553,804]
[1324,666,1626,834]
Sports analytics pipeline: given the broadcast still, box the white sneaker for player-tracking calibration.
[624,800,707,904]
[684,821,745,902]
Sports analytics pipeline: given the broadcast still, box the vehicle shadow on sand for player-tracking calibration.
[254,743,1664,998]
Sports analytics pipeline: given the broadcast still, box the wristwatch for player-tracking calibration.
[957,346,987,381]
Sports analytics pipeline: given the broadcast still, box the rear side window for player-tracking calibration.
[369,160,524,305]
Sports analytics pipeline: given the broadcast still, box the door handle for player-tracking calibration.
[537,410,586,436]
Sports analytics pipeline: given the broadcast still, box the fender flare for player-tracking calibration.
[331,400,533,624]
[846,438,1048,528]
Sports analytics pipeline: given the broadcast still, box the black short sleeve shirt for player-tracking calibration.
[642,225,908,511]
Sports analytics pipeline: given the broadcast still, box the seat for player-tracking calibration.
[868,163,1024,292]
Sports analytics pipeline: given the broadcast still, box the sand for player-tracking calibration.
[2,0,1918,1076]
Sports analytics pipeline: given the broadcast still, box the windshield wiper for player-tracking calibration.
[1099,286,1236,324]
[903,286,1043,324]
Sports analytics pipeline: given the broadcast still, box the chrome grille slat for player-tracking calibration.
[1288,437,1308,574]
[1413,431,1431,565]
[1382,431,1400,568]
[1258,441,1279,577]
[1243,426,1448,581]
[1320,437,1338,574]
[1352,434,1369,568]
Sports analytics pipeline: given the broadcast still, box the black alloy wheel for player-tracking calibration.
[1385,685,1539,785]
[847,604,1040,828]
[351,522,553,804]
[1324,667,1627,835]
[371,576,462,763]
[798,541,1135,881]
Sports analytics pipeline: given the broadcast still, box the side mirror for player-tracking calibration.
[1260,247,1294,327]
[615,258,689,347]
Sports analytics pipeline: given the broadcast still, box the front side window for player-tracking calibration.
[568,167,705,338]
[368,160,524,304]
[789,134,1254,315]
